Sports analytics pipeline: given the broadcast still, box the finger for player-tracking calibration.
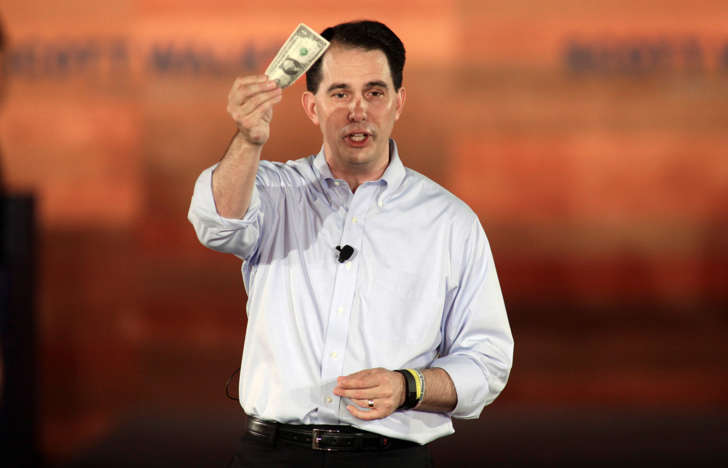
[236,74,268,85]
[229,79,279,106]
[230,74,268,93]
[238,87,282,116]
[228,75,267,101]
[243,92,282,123]
[229,88,282,122]
[335,379,379,391]
[346,404,386,421]
[333,387,388,400]
[350,398,383,410]
[336,372,382,389]
[234,101,278,135]
[229,83,279,113]
[351,399,370,408]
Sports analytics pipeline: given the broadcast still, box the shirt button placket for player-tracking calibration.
[320,187,372,419]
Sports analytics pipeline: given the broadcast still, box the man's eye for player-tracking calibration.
[333,92,347,99]
[369,90,384,97]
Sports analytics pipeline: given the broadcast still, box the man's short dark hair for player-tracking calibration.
[305,20,406,93]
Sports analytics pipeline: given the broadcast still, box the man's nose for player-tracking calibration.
[348,97,367,122]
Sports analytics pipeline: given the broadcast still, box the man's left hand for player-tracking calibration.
[333,368,405,420]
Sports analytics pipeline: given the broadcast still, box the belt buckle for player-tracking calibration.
[311,428,343,451]
[311,428,331,451]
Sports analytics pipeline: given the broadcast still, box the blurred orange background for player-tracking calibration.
[1,1,727,466]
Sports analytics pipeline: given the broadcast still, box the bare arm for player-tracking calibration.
[213,75,282,218]
[333,367,457,420]
[416,367,457,413]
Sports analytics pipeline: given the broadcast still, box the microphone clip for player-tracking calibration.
[336,245,354,263]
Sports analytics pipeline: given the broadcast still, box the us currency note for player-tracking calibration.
[265,23,330,88]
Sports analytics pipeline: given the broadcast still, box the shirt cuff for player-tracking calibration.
[431,354,488,419]
[189,165,261,228]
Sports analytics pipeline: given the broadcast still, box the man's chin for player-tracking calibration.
[342,148,377,166]
[330,140,387,170]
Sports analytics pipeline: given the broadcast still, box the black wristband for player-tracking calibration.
[394,369,418,409]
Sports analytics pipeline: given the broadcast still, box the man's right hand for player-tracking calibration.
[213,75,281,219]
[227,75,282,146]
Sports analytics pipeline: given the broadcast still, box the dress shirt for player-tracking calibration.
[188,140,513,444]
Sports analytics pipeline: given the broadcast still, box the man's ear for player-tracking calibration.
[394,87,406,121]
[301,91,319,126]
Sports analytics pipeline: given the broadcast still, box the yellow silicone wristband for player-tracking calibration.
[405,368,422,400]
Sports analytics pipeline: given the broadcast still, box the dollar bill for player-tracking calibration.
[265,23,330,88]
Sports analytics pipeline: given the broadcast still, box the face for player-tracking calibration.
[302,46,405,177]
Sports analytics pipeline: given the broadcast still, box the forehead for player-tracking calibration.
[318,46,393,89]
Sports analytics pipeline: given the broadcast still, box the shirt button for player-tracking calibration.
[378,200,383,208]
[352,217,358,224]
[326,396,333,404]
[330,351,338,359]
[334,181,340,186]
[337,306,344,314]
[345,261,352,270]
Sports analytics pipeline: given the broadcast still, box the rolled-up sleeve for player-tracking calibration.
[432,217,513,419]
[187,165,263,260]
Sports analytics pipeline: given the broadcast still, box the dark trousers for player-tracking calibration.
[227,431,433,468]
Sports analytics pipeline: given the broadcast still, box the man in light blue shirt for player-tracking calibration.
[189,20,513,467]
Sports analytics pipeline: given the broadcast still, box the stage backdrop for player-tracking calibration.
[1,0,727,463]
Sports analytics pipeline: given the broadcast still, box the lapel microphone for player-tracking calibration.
[336,245,354,263]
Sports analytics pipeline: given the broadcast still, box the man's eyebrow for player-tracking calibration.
[326,83,351,93]
[365,80,389,89]
[325,81,390,93]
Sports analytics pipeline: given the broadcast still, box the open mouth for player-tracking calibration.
[344,131,372,146]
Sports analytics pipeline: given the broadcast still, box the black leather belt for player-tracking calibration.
[246,415,419,452]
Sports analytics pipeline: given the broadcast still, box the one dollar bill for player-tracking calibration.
[265,23,330,88]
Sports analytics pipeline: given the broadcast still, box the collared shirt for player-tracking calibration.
[188,140,513,444]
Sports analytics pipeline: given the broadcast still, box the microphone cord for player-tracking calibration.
[225,367,240,401]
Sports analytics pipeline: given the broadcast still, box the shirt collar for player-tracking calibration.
[312,139,406,197]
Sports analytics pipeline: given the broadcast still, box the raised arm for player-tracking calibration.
[213,75,281,218]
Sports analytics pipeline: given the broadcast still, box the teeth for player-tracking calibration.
[349,133,366,142]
